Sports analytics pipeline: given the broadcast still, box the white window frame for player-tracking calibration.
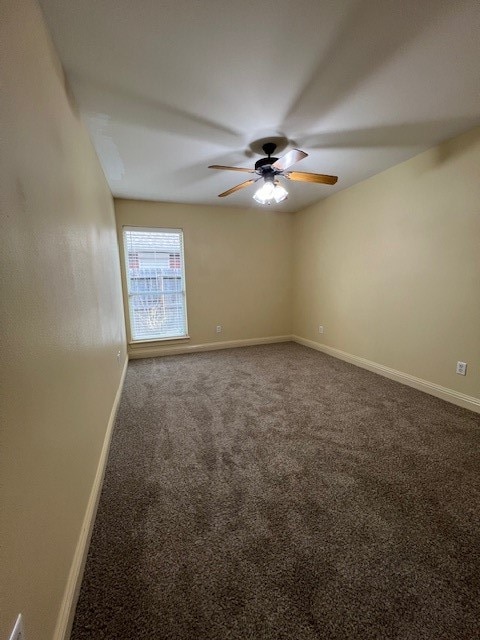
[122,226,189,343]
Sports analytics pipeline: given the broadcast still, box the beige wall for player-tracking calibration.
[0,1,126,638]
[293,127,480,400]
[115,199,293,355]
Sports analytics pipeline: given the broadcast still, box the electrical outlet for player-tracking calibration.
[9,614,25,640]
[215,325,222,334]
[318,325,324,335]
[456,361,467,376]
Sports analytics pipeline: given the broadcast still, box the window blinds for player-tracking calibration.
[123,228,187,341]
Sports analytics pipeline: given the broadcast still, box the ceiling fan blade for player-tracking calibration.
[272,148,308,171]
[218,179,256,197]
[285,171,338,185]
[209,164,255,173]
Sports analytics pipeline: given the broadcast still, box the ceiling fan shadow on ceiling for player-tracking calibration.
[208,142,338,205]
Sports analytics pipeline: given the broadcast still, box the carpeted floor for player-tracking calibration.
[71,342,480,639]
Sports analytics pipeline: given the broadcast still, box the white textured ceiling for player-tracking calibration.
[39,0,480,213]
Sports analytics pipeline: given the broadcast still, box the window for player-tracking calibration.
[123,227,188,342]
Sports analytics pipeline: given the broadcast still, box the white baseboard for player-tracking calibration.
[53,356,129,640]
[128,335,293,359]
[293,336,480,414]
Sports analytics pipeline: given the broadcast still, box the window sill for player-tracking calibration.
[128,335,190,347]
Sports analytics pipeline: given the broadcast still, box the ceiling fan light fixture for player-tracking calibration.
[253,180,288,205]
[210,141,337,200]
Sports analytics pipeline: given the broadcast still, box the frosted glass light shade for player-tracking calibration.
[273,183,288,203]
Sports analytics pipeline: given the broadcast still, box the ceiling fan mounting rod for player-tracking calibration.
[255,142,281,172]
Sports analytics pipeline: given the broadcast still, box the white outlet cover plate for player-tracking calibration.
[456,361,467,375]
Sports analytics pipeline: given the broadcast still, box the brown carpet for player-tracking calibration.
[71,342,480,639]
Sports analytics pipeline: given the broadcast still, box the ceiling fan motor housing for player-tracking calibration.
[255,156,279,171]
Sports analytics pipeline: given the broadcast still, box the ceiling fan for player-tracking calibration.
[208,142,338,204]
